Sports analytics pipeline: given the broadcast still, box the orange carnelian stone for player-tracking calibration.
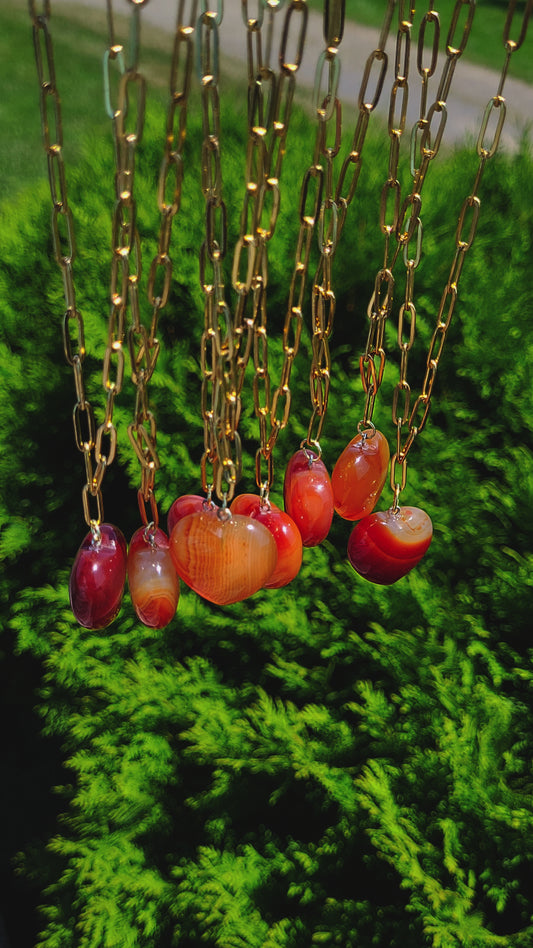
[230,494,303,588]
[69,523,127,629]
[332,429,390,521]
[170,510,277,605]
[167,494,211,535]
[283,449,334,547]
[230,493,280,516]
[258,507,303,589]
[347,506,433,585]
[128,527,179,629]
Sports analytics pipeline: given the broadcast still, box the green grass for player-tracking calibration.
[307,0,533,84]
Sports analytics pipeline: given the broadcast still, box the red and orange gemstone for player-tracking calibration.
[167,493,212,535]
[170,510,277,605]
[283,449,334,547]
[347,506,433,585]
[332,429,390,521]
[128,526,179,629]
[230,493,279,517]
[69,523,127,629]
[230,494,303,588]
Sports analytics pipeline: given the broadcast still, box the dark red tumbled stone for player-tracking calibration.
[69,523,127,629]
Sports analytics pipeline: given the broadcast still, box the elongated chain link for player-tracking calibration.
[265,0,395,457]
[390,0,533,505]
[360,0,480,442]
[29,0,105,527]
[304,2,343,451]
[236,0,308,494]
[197,2,240,502]
[103,1,164,527]
[304,0,397,449]
[359,0,415,428]
[387,0,438,474]
[125,0,198,526]
[361,0,477,433]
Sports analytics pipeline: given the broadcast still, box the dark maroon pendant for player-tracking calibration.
[69,523,127,629]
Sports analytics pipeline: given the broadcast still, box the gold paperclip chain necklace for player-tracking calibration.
[30,0,107,532]
[197,0,309,503]
[390,0,533,507]
[104,0,198,530]
[197,0,238,505]
[292,0,398,457]
[239,0,308,498]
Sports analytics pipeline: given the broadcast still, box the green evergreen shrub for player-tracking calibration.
[2,39,533,948]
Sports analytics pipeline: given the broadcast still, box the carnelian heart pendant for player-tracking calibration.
[347,506,433,585]
[332,429,390,520]
[69,523,127,629]
[128,526,180,629]
[169,510,277,605]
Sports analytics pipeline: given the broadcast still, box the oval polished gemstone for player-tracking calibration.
[128,527,179,629]
[347,506,433,585]
[230,495,303,588]
[170,510,277,605]
[283,449,334,547]
[332,429,390,520]
[257,507,303,588]
[230,493,280,517]
[69,523,127,629]
[167,494,212,535]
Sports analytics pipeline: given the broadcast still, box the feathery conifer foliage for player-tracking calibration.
[2,6,533,947]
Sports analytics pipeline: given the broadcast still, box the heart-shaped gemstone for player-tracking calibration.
[332,429,390,520]
[69,523,127,629]
[283,449,334,547]
[170,510,277,605]
[128,527,180,629]
[347,506,433,585]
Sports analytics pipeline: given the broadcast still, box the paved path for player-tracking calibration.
[59,0,532,150]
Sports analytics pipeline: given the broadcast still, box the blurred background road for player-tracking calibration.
[60,0,532,151]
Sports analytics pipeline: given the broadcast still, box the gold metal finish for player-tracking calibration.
[226,0,307,496]
[390,0,531,504]
[30,3,104,525]
[197,4,238,501]
[32,0,532,533]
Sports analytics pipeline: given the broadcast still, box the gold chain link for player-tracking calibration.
[304,0,344,451]
[238,0,308,495]
[303,0,397,449]
[32,0,532,527]
[360,0,480,438]
[101,1,162,526]
[125,0,198,526]
[197,3,239,502]
[359,0,476,461]
[29,1,106,528]
[359,0,414,429]
[390,0,532,505]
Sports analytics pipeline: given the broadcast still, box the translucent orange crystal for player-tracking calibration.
[332,429,390,520]
[128,526,179,628]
